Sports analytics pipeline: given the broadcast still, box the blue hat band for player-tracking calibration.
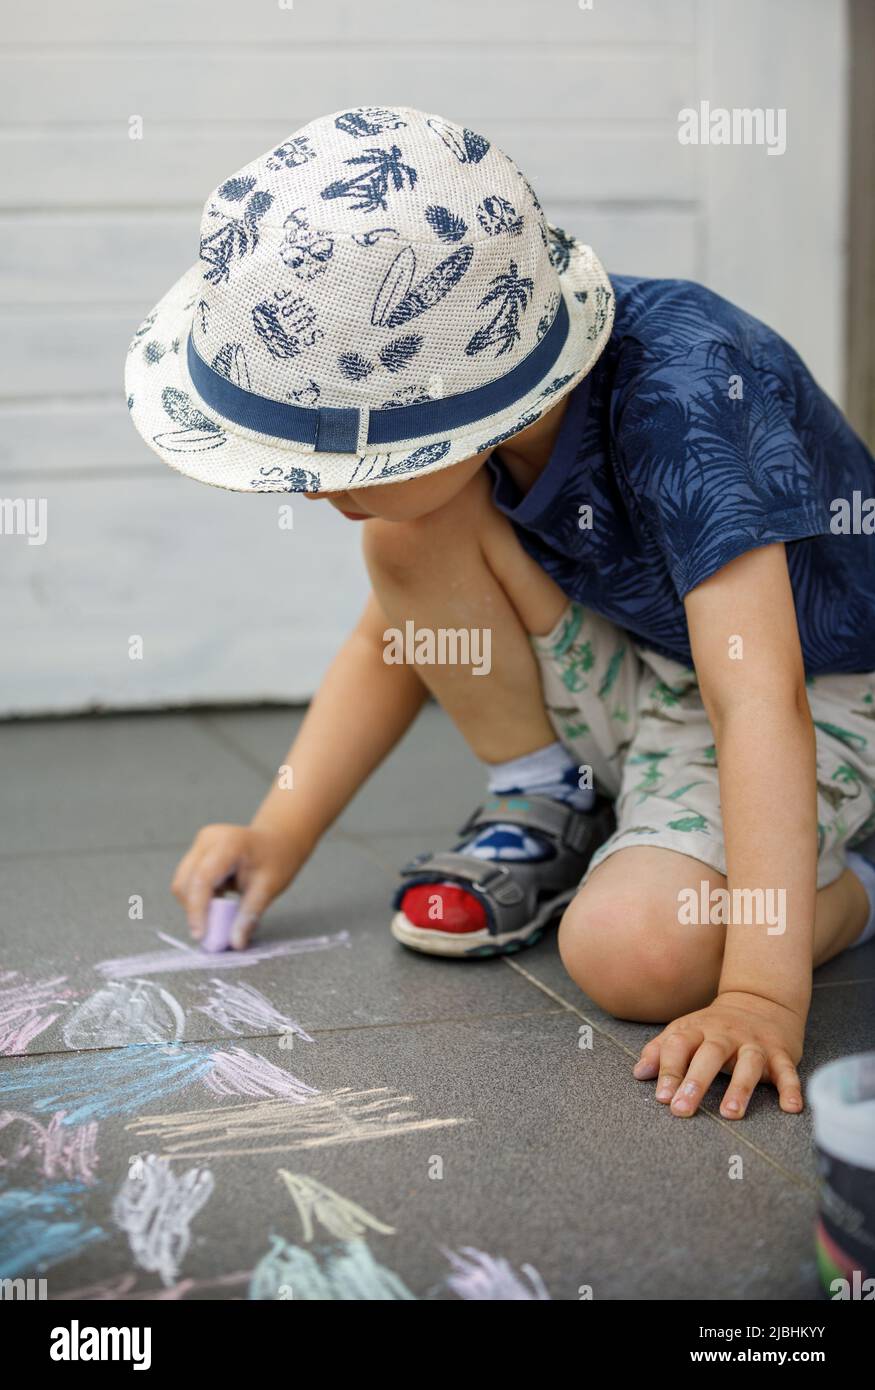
[186,294,569,455]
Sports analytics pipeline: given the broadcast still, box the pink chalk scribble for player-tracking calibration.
[0,971,74,1055]
[0,1108,99,1184]
[443,1247,550,1301]
[53,1270,251,1301]
[202,1047,321,1101]
[194,979,313,1043]
[95,930,350,979]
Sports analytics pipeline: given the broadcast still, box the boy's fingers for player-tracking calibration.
[231,874,274,949]
[720,1045,766,1119]
[171,848,197,902]
[633,1039,661,1079]
[187,854,236,936]
[669,1037,731,1116]
[770,1051,804,1113]
[654,1031,698,1103]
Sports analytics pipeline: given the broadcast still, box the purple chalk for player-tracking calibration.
[201,896,239,953]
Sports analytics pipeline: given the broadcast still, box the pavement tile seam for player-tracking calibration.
[3,1006,568,1063]
[812,975,875,989]
[502,956,820,1196]
[193,711,281,779]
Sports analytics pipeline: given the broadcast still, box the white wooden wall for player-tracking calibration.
[0,0,848,714]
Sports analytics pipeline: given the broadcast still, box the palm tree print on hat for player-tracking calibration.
[547,227,576,276]
[371,245,474,328]
[334,108,407,138]
[252,292,322,360]
[465,261,535,358]
[476,195,523,238]
[426,118,490,164]
[536,291,561,342]
[265,136,316,171]
[153,388,225,453]
[320,146,418,215]
[586,285,613,342]
[200,177,274,285]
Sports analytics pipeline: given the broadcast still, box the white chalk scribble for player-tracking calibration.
[194,979,313,1043]
[443,1246,551,1300]
[202,1047,320,1101]
[250,1235,415,1301]
[112,1152,214,1287]
[277,1170,396,1242]
[127,1089,467,1159]
[96,930,350,980]
[62,979,185,1049]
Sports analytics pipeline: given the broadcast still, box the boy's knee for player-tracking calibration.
[557,888,698,1022]
[362,516,425,580]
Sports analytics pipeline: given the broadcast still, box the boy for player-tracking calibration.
[126,106,875,1124]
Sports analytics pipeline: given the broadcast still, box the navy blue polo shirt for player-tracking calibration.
[488,274,875,674]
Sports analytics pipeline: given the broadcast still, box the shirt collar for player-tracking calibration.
[487,370,594,526]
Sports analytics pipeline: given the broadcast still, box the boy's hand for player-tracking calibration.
[171,824,305,949]
[632,991,805,1120]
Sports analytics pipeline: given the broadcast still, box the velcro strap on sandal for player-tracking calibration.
[457,794,596,855]
[397,851,525,906]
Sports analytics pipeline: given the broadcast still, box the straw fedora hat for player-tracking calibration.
[125,105,614,493]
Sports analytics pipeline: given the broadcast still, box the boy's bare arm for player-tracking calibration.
[252,590,428,850]
[634,543,816,1117]
[172,591,428,944]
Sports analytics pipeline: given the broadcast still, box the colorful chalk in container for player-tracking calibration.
[201,893,240,953]
[808,1051,875,1299]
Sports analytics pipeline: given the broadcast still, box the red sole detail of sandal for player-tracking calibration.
[399,883,488,934]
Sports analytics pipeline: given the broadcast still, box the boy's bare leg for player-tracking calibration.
[364,467,869,1003]
[558,846,870,1022]
[363,466,568,764]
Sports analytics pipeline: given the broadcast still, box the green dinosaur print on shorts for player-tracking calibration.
[668,812,709,833]
[598,643,626,698]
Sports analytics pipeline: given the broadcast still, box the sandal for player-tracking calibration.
[390,793,615,957]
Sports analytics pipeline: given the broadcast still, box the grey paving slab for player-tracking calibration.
[0,1016,820,1301]
[201,702,485,836]
[1,839,557,1057]
[809,938,875,986]
[506,932,875,1182]
[0,714,267,856]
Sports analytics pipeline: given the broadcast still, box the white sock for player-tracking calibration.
[487,741,595,809]
[846,850,875,947]
[456,743,595,864]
